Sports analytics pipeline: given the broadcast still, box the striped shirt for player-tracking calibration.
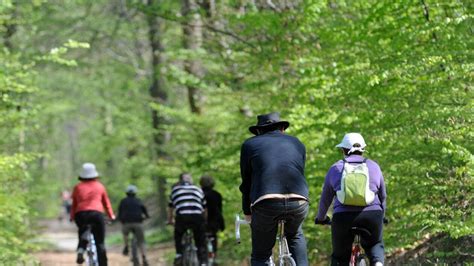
[169,182,207,215]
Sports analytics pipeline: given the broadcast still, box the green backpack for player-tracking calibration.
[336,159,375,206]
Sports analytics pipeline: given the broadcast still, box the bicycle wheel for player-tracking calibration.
[277,237,296,266]
[206,237,215,266]
[277,257,296,266]
[182,246,199,266]
[131,236,140,266]
[356,254,369,266]
[85,231,99,266]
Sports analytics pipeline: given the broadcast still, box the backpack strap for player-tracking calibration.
[343,158,367,164]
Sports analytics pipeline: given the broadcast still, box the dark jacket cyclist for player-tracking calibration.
[118,185,150,266]
[199,175,225,255]
[240,112,309,266]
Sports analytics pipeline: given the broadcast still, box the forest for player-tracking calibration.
[0,0,472,264]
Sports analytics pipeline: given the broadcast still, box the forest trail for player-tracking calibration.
[34,219,173,265]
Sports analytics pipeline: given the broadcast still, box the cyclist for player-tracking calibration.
[199,175,225,255]
[314,133,386,266]
[240,112,309,266]
[118,184,150,266]
[70,163,115,266]
[59,189,72,221]
[168,173,208,265]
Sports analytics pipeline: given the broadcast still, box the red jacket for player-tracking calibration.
[70,179,115,221]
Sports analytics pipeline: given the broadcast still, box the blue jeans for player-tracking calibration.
[251,199,309,266]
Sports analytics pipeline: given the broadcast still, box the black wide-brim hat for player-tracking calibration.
[248,112,290,135]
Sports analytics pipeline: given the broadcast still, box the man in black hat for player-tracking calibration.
[239,112,309,266]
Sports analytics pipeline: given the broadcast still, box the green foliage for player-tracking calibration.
[1,0,471,263]
[0,49,36,262]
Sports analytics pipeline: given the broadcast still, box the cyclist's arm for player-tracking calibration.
[167,206,174,224]
[315,167,336,221]
[202,194,208,221]
[167,193,174,224]
[239,142,252,215]
[378,170,387,214]
[101,187,115,220]
[70,186,78,221]
[141,203,150,219]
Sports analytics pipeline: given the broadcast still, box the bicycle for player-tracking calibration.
[315,217,376,266]
[205,233,216,265]
[81,224,99,266]
[181,229,199,266]
[350,227,371,266]
[235,214,296,266]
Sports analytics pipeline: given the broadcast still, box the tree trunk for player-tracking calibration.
[182,0,204,114]
[146,0,168,224]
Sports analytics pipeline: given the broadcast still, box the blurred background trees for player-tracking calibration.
[0,0,472,263]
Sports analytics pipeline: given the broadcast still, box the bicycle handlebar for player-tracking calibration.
[314,216,331,225]
[235,214,250,244]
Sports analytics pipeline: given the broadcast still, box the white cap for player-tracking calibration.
[335,133,367,153]
[126,185,138,194]
[79,163,99,179]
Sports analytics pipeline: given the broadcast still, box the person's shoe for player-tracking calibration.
[76,252,84,264]
[374,262,383,266]
[122,245,129,256]
[142,255,149,266]
[173,254,182,266]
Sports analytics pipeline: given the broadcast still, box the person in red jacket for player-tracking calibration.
[71,163,115,266]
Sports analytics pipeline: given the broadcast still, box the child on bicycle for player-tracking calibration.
[71,163,115,266]
[314,133,386,266]
[118,184,150,266]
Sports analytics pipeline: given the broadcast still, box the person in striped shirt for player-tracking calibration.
[168,173,208,265]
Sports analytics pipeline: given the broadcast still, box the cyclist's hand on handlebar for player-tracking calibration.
[244,215,252,224]
[383,217,389,225]
[314,216,331,225]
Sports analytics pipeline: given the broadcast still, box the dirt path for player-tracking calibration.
[34,219,172,265]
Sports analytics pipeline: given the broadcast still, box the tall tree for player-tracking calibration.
[181,0,204,114]
[146,0,169,223]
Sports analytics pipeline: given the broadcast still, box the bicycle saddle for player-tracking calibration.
[350,227,371,237]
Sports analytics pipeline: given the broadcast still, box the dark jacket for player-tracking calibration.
[203,188,225,231]
[118,195,149,223]
[239,130,308,215]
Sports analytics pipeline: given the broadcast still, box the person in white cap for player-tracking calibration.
[314,133,387,266]
[70,163,115,266]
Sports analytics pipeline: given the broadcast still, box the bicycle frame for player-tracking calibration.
[206,233,216,265]
[276,220,296,266]
[181,229,199,266]
[83,225,99,266]
[235,215,296,266]
[350,227,370,266]
[350,233,362,265]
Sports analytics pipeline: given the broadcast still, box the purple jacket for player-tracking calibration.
[316,154,386,221]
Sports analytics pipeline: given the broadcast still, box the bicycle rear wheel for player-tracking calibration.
[356,254,369,266]
[277,257,296,266]
[85,230,99,266]
[182,246,199,266]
